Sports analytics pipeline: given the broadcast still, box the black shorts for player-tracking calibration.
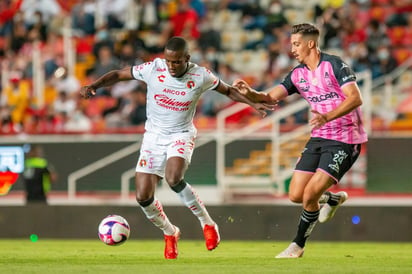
[295,137,362,183]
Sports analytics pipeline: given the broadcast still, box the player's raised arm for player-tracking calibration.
[80,66,134,99]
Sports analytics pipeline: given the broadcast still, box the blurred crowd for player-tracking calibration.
[0,0,411,134]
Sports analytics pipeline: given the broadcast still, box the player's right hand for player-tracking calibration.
[232,79,250,96]
[80,85,96,99]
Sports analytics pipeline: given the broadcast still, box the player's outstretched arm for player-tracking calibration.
[232,79,267,102]
[233,79,287,104]
[80,66,134,99]
[215,81,276,117]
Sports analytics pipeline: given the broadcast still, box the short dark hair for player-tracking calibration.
[165,36,189,53]
[291,23,320,37]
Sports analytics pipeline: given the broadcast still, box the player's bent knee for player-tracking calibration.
[165,175,183,188]
[289,193,303,204]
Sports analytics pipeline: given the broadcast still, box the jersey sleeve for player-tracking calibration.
[280,69,299,95]
[202,68,220,91]
[131,60,156,82]
[332,57,357,86]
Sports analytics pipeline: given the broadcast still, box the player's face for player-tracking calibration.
[164,49,190,78]
[290,33,311,64]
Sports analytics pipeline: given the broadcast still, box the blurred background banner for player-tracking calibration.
[0,146,24,195]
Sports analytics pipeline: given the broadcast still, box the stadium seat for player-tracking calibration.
[371,0,391,4]
[392,48,412,64]
[369,6,394,23]
[401,29,412,46]
[386,26,407,46]
[85,97,117,117]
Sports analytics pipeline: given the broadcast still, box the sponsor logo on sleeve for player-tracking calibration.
[342,75,355,82]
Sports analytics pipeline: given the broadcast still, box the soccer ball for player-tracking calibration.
[98,215,130,246]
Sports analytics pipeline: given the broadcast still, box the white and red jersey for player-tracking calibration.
[131,58,219,135]
[280,52,368,144]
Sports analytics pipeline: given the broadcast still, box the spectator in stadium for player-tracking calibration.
[365,19,389,56]
[263,0,288,32]
[0,0,23,37]
[7,13,28,53]
[386,0,412,27]
[1,70,30,132]
[87,44,120,95]
[349,42,371,74]
[63,105,92,132]
[27,11,48,43]
[315,6,341,49]
[161,0,201,42]
[20,0,61,27]
[70,0,96,35]
[22,144,57,204]
[53,91,76,115]
[370,45,398,79]
[0,105,13,133]
[233,23,368,258]
[117,41,140,67]
[80,36,274,259]
[126,85,147,126]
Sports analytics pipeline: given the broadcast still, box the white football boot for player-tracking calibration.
[275,242,304,258]
[318,191,348,223]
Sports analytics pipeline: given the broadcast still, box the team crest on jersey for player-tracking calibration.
[187,80,195,88]
[324,72,332,86]
[139,159,147,167]
[158,75,166,82]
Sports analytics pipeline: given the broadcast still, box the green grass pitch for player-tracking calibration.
[1,240,411,274]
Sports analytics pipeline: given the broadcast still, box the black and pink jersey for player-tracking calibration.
[280,52,368,144]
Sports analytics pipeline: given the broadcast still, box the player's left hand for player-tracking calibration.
[310,109,328,129]
[232,79,250,96]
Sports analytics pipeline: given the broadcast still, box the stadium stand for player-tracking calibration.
[1,0,412,134]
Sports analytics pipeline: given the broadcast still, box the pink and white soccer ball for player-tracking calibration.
[98,215,130,246]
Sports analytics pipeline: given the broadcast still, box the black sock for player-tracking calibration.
[138,196,154,207]
[293,209,319,248]
[327,192,341,206]
[170,179,187,193]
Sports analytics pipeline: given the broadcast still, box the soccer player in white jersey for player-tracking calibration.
[80,36,274,259]
[233,23,368,258]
